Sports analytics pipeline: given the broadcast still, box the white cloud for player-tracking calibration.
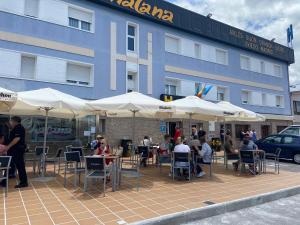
[168,0,300,85]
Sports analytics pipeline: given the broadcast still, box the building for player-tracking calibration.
[0,0,295,147]
[291,85,300,124]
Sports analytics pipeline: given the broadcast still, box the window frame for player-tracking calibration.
[20,54,37,80]
[241,90,250,104]
[126,69,139,93]
[165,84,177,96]
[67,5,94,33]
[240,55,251,70]
[293,101,300,115]
[126,22,139,55]
[24,0,40,18]
[275,95,284,108]
[66,62,93,86]
[273,64,282,77]
[194,42,201,59]
[215,48,228,65]
[165,33,181,55]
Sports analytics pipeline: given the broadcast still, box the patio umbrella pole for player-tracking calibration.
[189,113,192,138]
[41,108,49,178]
[32,107,55,182]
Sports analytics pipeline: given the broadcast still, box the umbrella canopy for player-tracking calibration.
[0,87,17,112]
[217,101,265,121]
[167,96,225,121]
[88,92,173,117]
[10,88,91,118]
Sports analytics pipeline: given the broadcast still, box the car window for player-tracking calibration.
[263,136,282,144]
[280,127,300,136]
[282,136,299,144]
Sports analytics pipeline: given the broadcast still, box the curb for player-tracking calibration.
[130,185,300,225]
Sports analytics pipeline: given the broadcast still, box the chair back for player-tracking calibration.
[0,156,12,169]
[35,146,49,156]
[137,146,149,158]
[85,156,105,171]
[240,150,255,164]
[65,145,73,152]
[70,147,83,156]
[64,151,81,163]
[173,152,190,163]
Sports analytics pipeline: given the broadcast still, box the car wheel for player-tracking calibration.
[294,154,300,164]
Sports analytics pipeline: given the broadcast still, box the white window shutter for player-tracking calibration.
[24,0,39,17]
[21,55,36,79]
[69,7,92,23]
[66,63,91,84]
[165,36,179,54]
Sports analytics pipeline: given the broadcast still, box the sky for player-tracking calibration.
[167,0,300,85]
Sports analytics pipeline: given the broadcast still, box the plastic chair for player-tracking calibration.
[172,152,192,181]
[64,151,85,188]
[265,148,281,174]
[120,156,141,191]
[0,156,12,197]
[84,156,111,196]
[45,148,63,175]
[25,146,49,174]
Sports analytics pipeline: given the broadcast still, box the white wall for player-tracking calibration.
[0,50,20,78]
[36,56,66,82]
[0,0,25,15]
[39,0,68,26]
[0,0,92,30]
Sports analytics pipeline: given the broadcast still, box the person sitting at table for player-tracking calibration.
[189,135,200,152]
[241,133,258,150]
[159,134,172,155]
[174,137,192,179]
[196,137,212,177]
[94,138,111,164]
[240,138,259,175]
[92,135,104,150]
[224,130,239,171]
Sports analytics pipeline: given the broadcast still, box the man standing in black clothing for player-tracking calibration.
[3,116,28,188]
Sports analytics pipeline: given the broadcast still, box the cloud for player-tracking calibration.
[167,0,300,85]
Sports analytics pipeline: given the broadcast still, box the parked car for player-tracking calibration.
[279,125,300,136]
[255,134,300,164]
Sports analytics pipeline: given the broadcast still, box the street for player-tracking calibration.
[184,161,300,225]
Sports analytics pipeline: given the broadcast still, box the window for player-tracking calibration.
[165,84,177,96]
[24,0,39,17]
[20,55,36,79]
[260,61,265,74]
[127,71,138,92]
[263,136,282,144]
[293,101,300,115]
[165,35,180,54]
[262,93,267,106]
[194,43,201,59]
[273,64,281,76]
[241,91,249,104]
[282,136,298,144]
[68,7,93,31]
[277,126,287,133]
[276,96,283,108]
[216,49,227,65]
[217,87,226,101]
[99,119,106,134]
[66,63,91,85]
[240,55,251,70]
[127,24,137,52]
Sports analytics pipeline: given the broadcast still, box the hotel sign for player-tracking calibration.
[89,0,294,64]
[111,0,173,23]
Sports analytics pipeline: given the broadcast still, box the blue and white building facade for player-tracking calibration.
[0,0,295,144]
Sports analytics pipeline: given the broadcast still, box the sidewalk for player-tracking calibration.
[1,161,300,225]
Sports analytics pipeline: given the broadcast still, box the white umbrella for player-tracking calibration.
[88,92,173,144]
[0,87,17,112]
[10,88,91,179]
[166,96,225,136]
[217,101,265,122]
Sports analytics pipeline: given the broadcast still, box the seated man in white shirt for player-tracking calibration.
[196,137,212,177]
[174,137,192,179]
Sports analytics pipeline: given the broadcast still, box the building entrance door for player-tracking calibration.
[261,125,271,138]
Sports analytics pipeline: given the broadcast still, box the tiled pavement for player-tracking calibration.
[1,161,300,225]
